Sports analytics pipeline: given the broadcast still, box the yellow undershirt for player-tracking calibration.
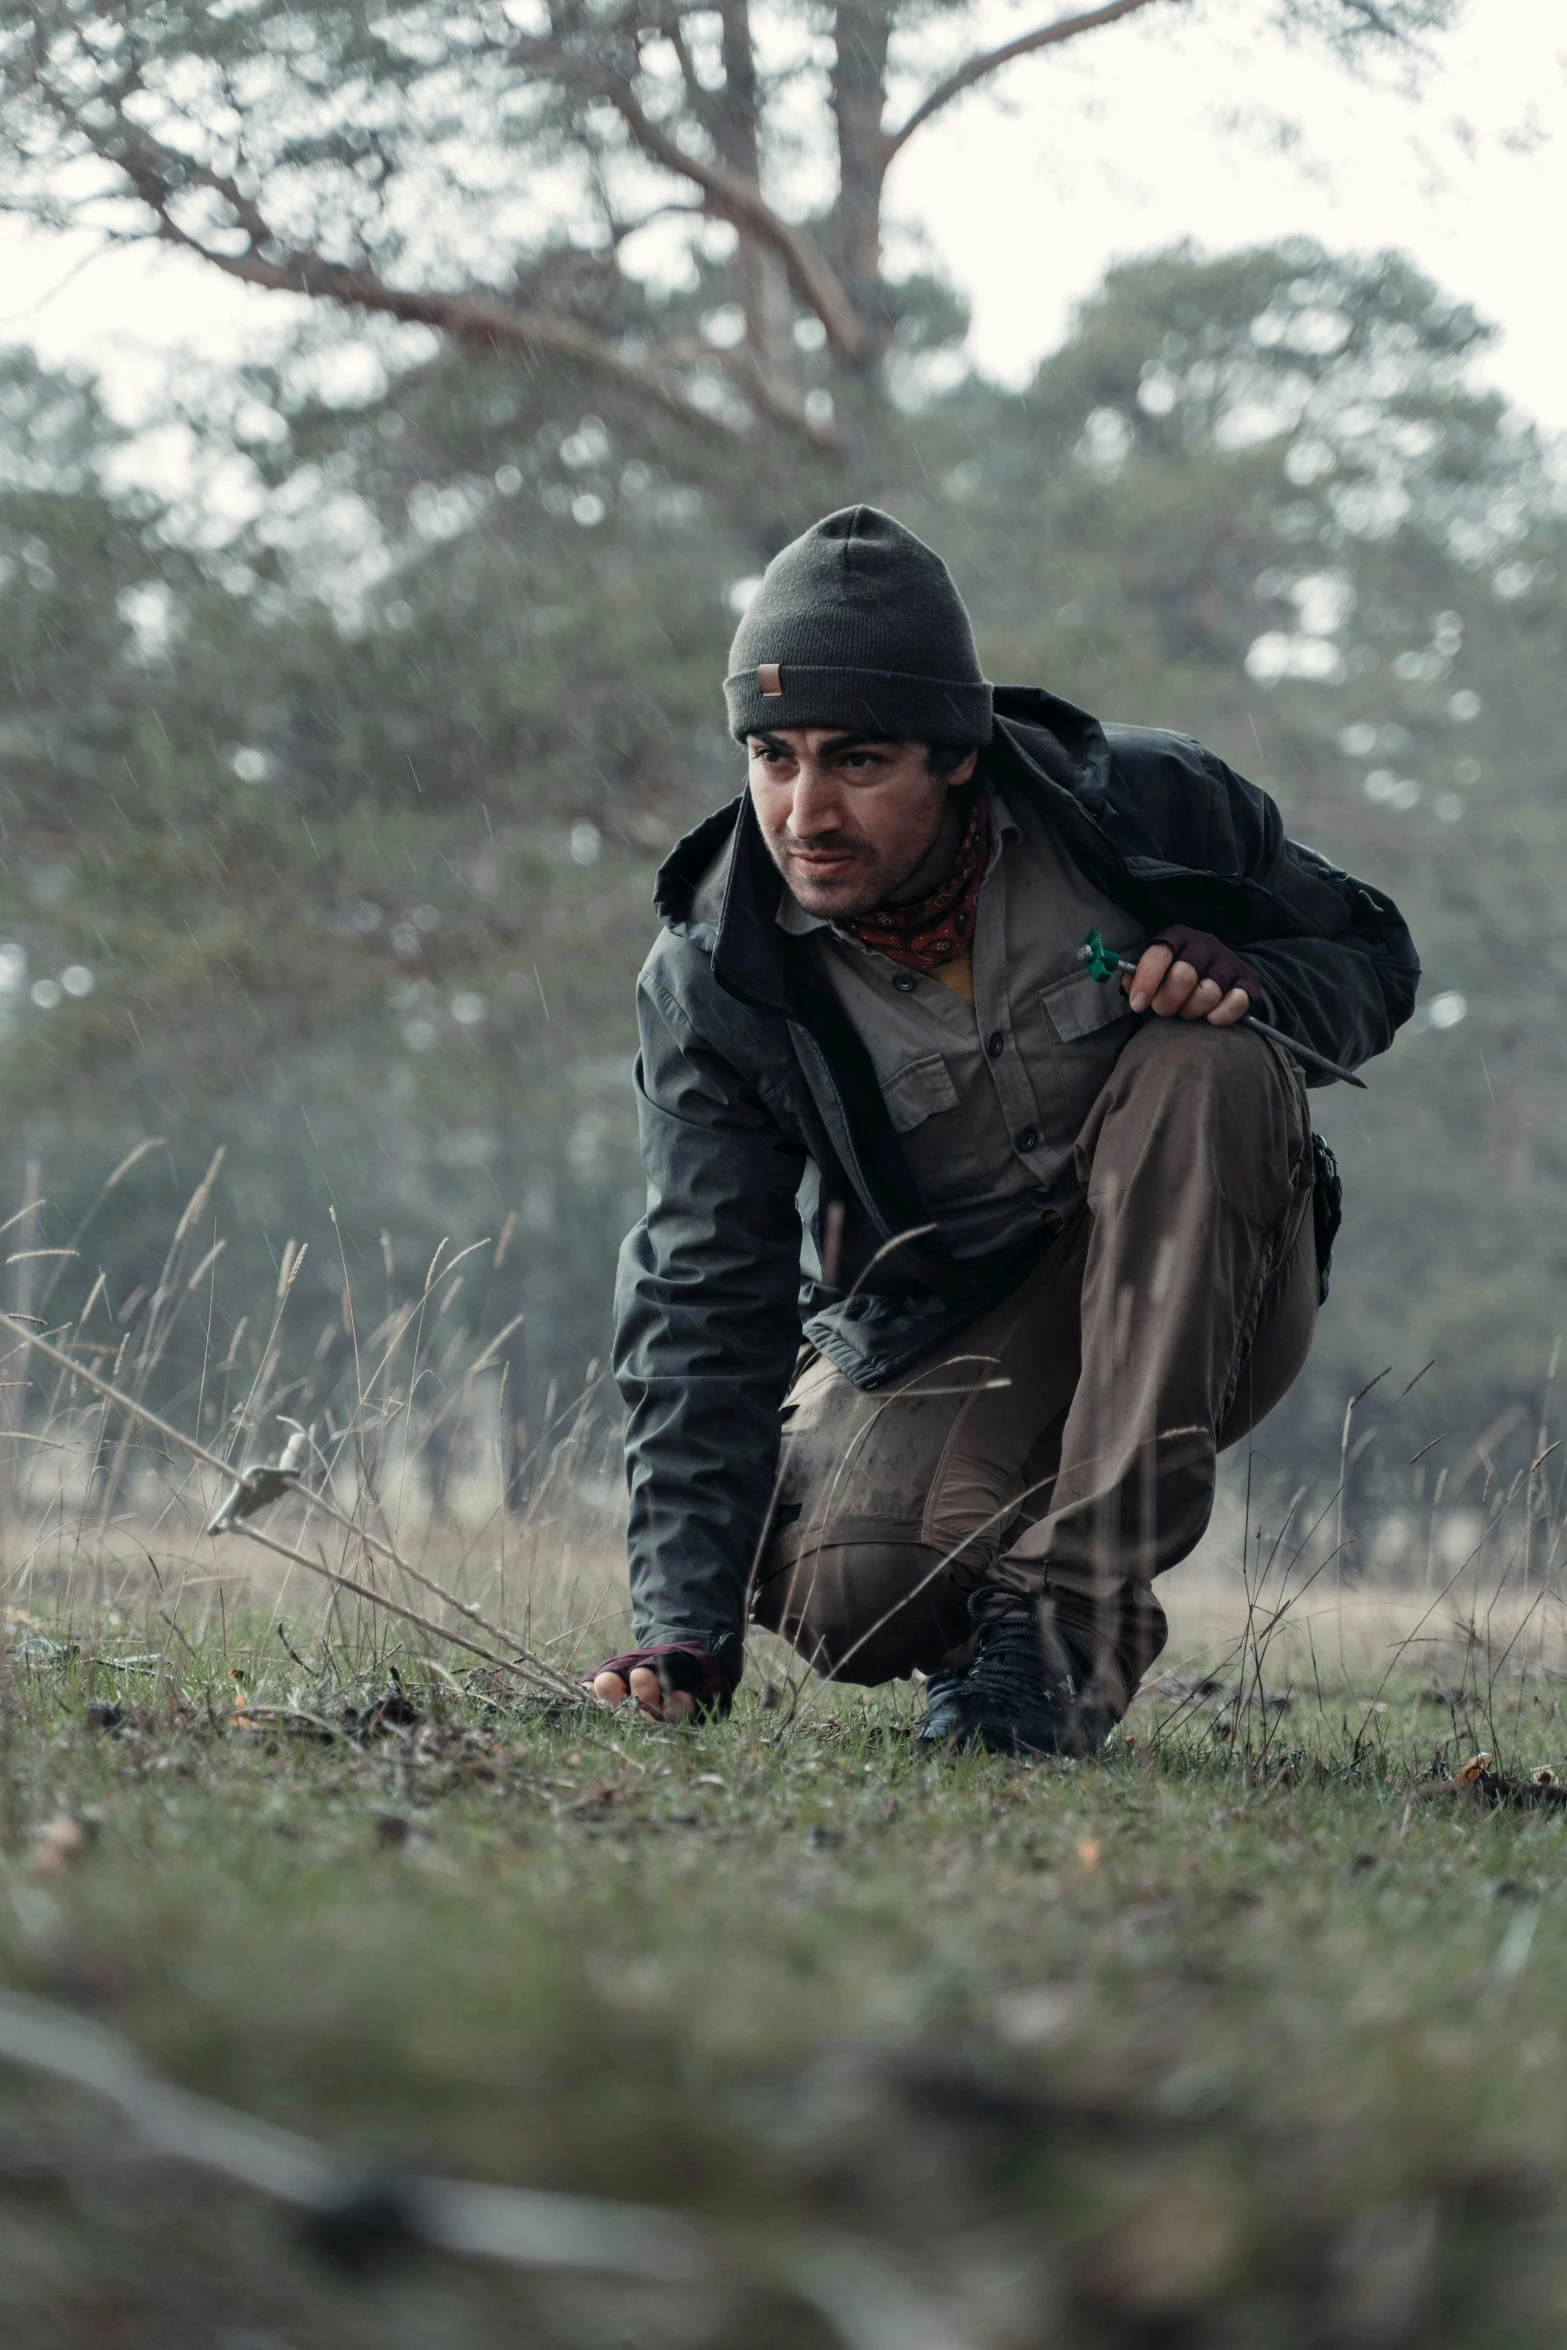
[929,948,975,1008]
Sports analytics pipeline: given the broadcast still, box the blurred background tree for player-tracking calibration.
[4,0,1561,1517]
[0,0,1455,468]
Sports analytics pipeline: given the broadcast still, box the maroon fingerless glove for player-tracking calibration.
[586,1642,737,1717]
[1149,924,1264,1010]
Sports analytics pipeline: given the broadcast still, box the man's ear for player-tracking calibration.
[948,749,979,789]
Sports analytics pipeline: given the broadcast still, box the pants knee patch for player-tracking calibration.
[752,1537,974,1684]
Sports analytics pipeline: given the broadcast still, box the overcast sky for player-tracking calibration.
[903,0,1564,421]
[1,0,1561,465]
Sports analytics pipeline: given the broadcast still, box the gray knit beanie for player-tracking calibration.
[724,505,993,747]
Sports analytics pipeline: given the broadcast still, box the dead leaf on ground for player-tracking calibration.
[1411,1757,1567,1811]
[568,1780,641,1814]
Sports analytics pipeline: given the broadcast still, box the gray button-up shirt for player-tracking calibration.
[778,785,1145,1259]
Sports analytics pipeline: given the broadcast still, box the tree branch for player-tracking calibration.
[593,77,864,359]
[884,0,1173,160]
[504,24,862,359]
[654,331,842,450]
[185,239,751,443]
[33,34,848,437]
[130,202,738,443]
[50,101,822,448]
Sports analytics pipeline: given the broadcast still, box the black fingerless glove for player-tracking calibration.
[1149,924,1263,1009]
[586,1642,737,1717]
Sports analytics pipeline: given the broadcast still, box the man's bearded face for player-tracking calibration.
[747,729,972,918]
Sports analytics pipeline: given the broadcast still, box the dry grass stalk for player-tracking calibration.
[0,1308,583,1702]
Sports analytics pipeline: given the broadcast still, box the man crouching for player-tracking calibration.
[590,506,1417,1753]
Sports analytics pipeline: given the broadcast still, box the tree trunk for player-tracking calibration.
[716,2,791,386]
[831,1,894,375]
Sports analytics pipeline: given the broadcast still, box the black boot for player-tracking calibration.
[917,1605,1110,1759]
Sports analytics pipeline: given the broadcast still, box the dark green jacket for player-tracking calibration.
[613,687,1419,1666]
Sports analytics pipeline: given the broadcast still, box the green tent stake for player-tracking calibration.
[1078,929,1367,1089]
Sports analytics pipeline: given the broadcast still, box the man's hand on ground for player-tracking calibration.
[1125,938,1251,1026]
[584,1643,733,1722]
[591,1666,696,1722]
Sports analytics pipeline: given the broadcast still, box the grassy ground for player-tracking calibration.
[2,1557,1567,2350]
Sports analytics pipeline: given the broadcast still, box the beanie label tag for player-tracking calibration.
[757,663,783,697]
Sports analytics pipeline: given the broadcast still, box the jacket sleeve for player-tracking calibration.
[613,968,808,1667]
[1198,750,1421,1081]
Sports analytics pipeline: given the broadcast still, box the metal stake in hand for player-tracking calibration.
[1078,929,1367,1089]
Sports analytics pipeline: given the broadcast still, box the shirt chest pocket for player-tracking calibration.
[1040,969,1135,1045]
[882,1051,960,1134]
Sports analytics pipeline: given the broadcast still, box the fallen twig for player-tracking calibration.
[0,1990,975,2348]
[0,1988,706,2274]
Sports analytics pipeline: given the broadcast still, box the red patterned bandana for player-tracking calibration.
[840,794,989,973]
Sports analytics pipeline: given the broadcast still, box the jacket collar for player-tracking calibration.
[651,685,1114,1013]
[990,684,1112,811]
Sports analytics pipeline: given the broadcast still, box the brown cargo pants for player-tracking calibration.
[751,1018,1318,1721]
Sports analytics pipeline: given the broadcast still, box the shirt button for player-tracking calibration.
[892,973,917,994]
[1015,1126,1039,1154]
[986,1030,1005,1059]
